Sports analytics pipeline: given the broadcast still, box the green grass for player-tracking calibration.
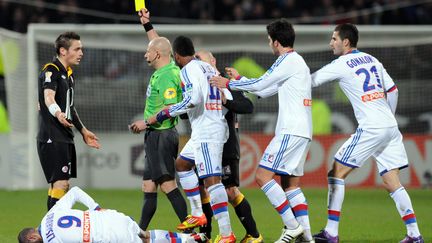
[1,188,431,242]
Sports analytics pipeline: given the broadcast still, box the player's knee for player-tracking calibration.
[175,157,191,171]
[142,180,157,193]
[159,179,177,194]
[327,169,335,178]
[255,174,264,187]
[226,186,239,202]
[255,168,270,187]
[52,180,69,191]
[203,176,221,188]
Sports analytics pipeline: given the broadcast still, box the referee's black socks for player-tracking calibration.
[166,188,188,223]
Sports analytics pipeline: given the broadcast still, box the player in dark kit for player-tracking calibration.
[195,50,263,243]
[37,32,100,210]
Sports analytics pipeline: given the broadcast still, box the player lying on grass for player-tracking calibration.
[17,187,207,243]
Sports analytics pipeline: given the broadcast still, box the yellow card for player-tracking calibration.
[135,0,145,12]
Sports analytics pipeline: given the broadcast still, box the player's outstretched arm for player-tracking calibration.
[53,186,100,211]
[71,107,100,149]
[138,8,159,41]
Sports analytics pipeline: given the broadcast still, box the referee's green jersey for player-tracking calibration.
[144,61,182,130]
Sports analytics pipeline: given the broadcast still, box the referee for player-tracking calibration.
[37,32,100,210]
[129,9,187,230]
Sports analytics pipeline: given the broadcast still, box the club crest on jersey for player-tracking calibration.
[62,166,69,173]
[164,88,177,99]
[44,72,52,83]
[223,165,231,175]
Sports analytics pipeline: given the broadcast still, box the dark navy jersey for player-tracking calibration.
[37,58,76,143]
[222,90,254,160]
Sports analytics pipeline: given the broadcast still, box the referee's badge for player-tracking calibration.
[164,88,177,99]
[44,72,52,83]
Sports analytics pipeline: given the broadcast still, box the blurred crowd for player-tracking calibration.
[1,0,432,33]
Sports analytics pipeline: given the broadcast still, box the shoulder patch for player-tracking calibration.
[44,71,52,83]
[164,88,177,99]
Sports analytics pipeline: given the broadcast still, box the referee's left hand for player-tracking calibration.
[82,128,101,149]
[129,120,147,134]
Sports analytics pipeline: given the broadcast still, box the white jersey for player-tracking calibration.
[312,50,397,129]
[229,51,312,139]
[168,59,229,143]
[39,187,141,243]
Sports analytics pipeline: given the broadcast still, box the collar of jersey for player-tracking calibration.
[345,49,360,55]
[153,61,177,77]
[53,58,74,77]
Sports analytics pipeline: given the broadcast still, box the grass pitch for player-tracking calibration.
[1,188,431,242]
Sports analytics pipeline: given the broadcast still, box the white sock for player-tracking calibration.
[148,230,194,243]
[325,177,345,237]
[178,170,202,216]
[390,187,421,237]
[148,230,171,243]
[261,179,298,229]
[208,183,232,236]
[286,188,312,241]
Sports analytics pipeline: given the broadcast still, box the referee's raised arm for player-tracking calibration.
[138,8,158,41]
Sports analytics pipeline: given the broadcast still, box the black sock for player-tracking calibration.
[48,197,59,210]
[139,192,157,230]
[166,188,188,222]
[47,196,52,211]
[200,202,213,239]
[234,198,260,238]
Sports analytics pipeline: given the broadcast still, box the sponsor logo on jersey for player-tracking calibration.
[44,72,52,83]
[205,103,222,110]
[303,99,312,106]
[164,88,177,99]
[181,82,193,92]
[83,211,91,242]
[361,91,385,102]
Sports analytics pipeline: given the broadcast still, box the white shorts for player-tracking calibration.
[259,134,311,176]
[179,140,224,178]
[96,210,142,243]
[334,126,409,175]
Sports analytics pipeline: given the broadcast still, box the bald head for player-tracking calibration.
[195,50,216,68]
[148,37,172,57]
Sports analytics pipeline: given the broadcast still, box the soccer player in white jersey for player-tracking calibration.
[17,187,207,243]
[211,19,314,243]
[145,36,235,243]
[310,23,424,243]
